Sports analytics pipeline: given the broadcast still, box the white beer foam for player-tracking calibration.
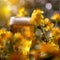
[10,17,31,25]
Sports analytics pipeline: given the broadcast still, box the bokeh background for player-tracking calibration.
[0,0,60,28]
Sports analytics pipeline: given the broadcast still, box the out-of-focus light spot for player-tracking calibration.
[10,6,18,14]
[36,0,46,4]
[5,14,11,18]
[7,5,11,11]
[4,0,8,2]
[7,2,12,6]
[9,0,19,5]
[2,6,10,16]
[45,3,52,10]
[19,0,25,6]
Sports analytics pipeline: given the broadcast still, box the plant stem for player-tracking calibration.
[37,25,48,42]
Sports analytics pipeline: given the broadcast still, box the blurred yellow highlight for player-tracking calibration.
[2,6,10,16]
[17,7,28,17]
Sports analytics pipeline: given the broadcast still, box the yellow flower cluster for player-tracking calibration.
[44,18,54,31]
[30,9,54,31]
[30,9,44,26]
[51,13,60,22]
[17,7,28,17]
[0,29,32,56]
[29,9,60,60]
[0,8,60,60]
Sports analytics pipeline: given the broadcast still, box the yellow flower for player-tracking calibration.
[17,7,28,17]
[30,9,44,26]
[44,18,50,24]
[44,18,54,31]
[51,13,60,22]
[39,42,59,56]
[14,32,23,40]
[51,27,60,36]
[32,9,44,15]
[4,31,13,40]
[0,29,6,35]
[55,35,60,43]
[40,19,45,26]
[39,42,51,53]
[20,39,32,55]
[9,51,27,60]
